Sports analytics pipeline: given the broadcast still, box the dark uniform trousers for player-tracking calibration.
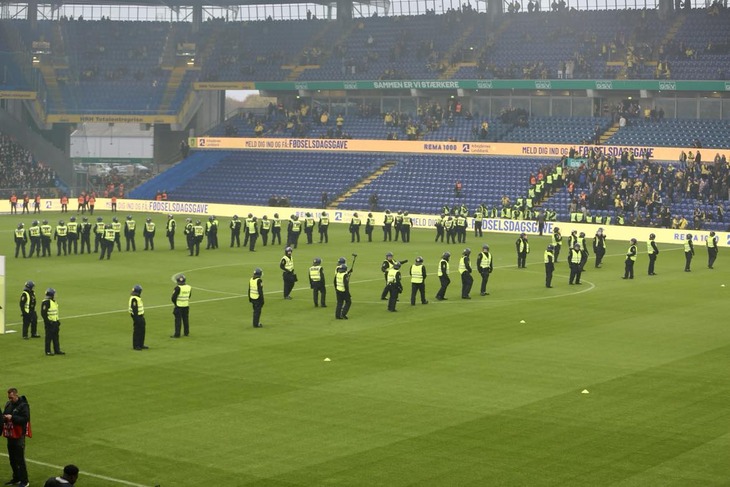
[436,275,450,299]
[312,281,326,307]
[251,298,264,327]
[133,315,146,349]
[461,272,473,298]
[173,307,190,336]
[283,272,296,298]
[335,290,351,319]
[411,283,427,305]
[22,311,38,338]
[479,270,491,294]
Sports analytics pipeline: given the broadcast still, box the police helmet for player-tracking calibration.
[368,213,373,217]
[113,217,118,222]
[24,280,34,290]
[353,212,358,217]
[285,246,293,254]
[209,216,214,221]
[274,213,279,218]
[97,217,103,222]
[579,232,585,238]
[404,211,409,216]
[337,257,346,265]
[32,220,38,226]
[132,284,142,294]
[42,219,48,224]
[17,222,23,229]
[321,211,327,216]
[630,238,637,244]
[710,231,716,236]
[574,243,581,249]
[196,220,201,225]
[554,227,560,232]
[233,215,239,220]
[313,257,322,265]
[397,210,402,215]
[177,275,186,284]
[463,248,471,255]
[253,268,263,277]
[547,244,554,251]
[59,220,64,225]
[338,264,348,272]
[146,218,151,223]
[385,209,391,214]
[82,217,88,222]
[263,215,268,220]
[386,252,393,258]
[46,287,56,297]
[127,215,132,220]
[248,213,253,218]
[393,261,402,270]
[686,233,692,239]
[649,233,655,239]
[106,223,113,229]
[571,230,577,235]
[70,216,76,222]
[415,256,424,264]
[482,244,489,251]
[306,212,311,217]
[442,252,451,260]
[168,214,173,219]
[186,218,192,223]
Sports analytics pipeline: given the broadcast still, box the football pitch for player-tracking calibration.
[1,211,729,486]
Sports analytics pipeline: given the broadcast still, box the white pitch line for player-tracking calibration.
[0,453,153,487]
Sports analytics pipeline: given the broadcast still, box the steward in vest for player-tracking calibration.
[309,257,327,307]
[19,280,39,339]
[568,243,583,285]
[578,232,589,270]
[383,210,394,241]
[79,217,92,254]
[456,215,467,243]
[101,223,116,260]
[60,194,68,213]
[88,194,96,214]
[459,248,474,299]
[386,262,403,311]
[287,215,302,248]
[66,216,79,255]
[166,214,176,250]
[280,246,296,299]
[334,263,352,320]
[22,193,30,213]
[401,212,413,243]
[143,218,156,250]
[544,244,555,288]
[129,285,148,350]
[473,208,484,237]
[54,220,68,256]
[40,219,52,257]
[684,233,695,272]
[124,215,137,251]
[365,213,376,242]
[622,238,638,280]
[304,212,316,244]
[206,216,215,250]
[111,217,122,251]
[409,256,428,305]
[171,275,192,337]
[246,217,259,252]
[260,215,272,246]
[593,228,606,268]
[435,252,451,301]
[28,220,41,257]
[94,216,107,252]
[444,216,456,244]
[249,268,264,328]
[192,220,204,255]
[515,233,530,268]
[33,193,41,214]
[647,233,659,276]
[271,213,282,245]
[706,231,719,269]
[350,213,362,243]
[318,211,330,243]
[9,193,18,214]
[41,287,64,355]
[477,244,493,296]
[77,193,86,213]
[208,215,219,249]
[230,215,242,247]
[394,211,404,242]
[435,214,445,243]
[380,252,401,300]
[14,223,27,258]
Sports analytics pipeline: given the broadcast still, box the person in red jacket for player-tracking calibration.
[3,387,31,487]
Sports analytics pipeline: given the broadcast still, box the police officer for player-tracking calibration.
[67,216,79,255]
[552,226,563,262]
[545,244,555,288]
[184,217,194,254]
[334,263,352,319]
[41,288,64,355]
[477,244,493,296]
[101,223,116,259]
[309,257,326,307]
[171,275,191,337]
[271,213,282,245]
[54,220,68,256]
[459,248,474,299]
[129,284,148,350]
[568,243,583,285]
[474,206,484,237]
[380,252,396,300]
[394,211,403,242]
[246,216,259,252]
[249,268,264,328]
[401,211,412,243]
[193,219,204,255]
[684,233,695,272]
[124,215,136,251]
[706,230,719,269]
[515,233,529,268]
[280,246,296,300]
[365,213,376,242]
[260,215,272,246]
[40,219,52,257]
[383,209,394,241]
[230,215,242,247]
[318,211,329,243]
[287,214,302,248]
[166,214,176,250]
[79,217,91,254]
[593,228,606,267]
[143,217,156,250]
[20,281,39,339]
[435,214,445,243]
[207,215,219,249]
[623,238,638,279]
[28,220,41,257]
[445,216,456,244]
[14,223,27,258]
[304,212,315,244]
[435,252,451,301]
[350,212,361,242]
[456,213,467,244]
[409,256,428,305]
[206,216,215,249]
[386,261,403,311]
[111,216,122,251]
[578,231,589,271]
[94,216,105,253]
[647,233,659,275]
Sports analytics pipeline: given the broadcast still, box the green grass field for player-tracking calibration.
[1,211,729,486]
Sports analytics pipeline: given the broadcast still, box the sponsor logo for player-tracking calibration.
[294,83,309,90]
[535,81,552,89]
[725,82,730,91]
[658,82,676,91]
[344,82,358,90]
[595,81,613,90]
[476,80,493,89]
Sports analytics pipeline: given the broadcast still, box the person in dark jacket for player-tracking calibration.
[3,387,31,487]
